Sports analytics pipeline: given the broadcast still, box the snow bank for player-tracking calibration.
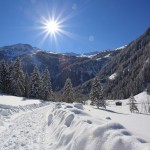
[0,103,48,119]
[0,95,41,106]
[134,91,148,103]
[46,103,150,150]
[0,95,49,118]
[0,95,149,150]
[73,103,83,110]
[0,95,49,136]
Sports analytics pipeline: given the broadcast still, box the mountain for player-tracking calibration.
[74,27,150,99]
[63,50,110,58]
[0,43,115,91]
[1,27,149,99]
[99,26,150,99]
[0,44,39,59]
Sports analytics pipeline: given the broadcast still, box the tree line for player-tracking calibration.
[0,57,106,109]
[0,58,74,102]
[2,57,146,112]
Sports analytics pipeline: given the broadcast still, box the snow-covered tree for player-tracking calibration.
[62,78,74,103]
[29,66,41,99]
[10,57,25,96]
[90,77,106,109]
[41,68,54,101]
[129,94,139,113]
[0,59,11,94]
[24,73,30,98]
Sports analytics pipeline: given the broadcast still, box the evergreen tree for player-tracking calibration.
[29,66,41,99]
[24,73,30,98]
[147,85,150,95]
[0,60,11,94]
[10,57,25,96]
[41,68,54,101]
[129,94,139,113]
[90,77,106,109]
[62,78,74,103]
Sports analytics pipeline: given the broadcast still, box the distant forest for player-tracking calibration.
[0,58,75,103]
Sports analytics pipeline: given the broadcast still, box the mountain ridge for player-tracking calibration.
[0,43,116,91]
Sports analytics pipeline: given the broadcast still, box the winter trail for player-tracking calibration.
[0,105,54,150]
[0,102,150,150]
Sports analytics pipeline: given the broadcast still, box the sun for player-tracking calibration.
[38,14,78,45]
[45,20,60,34]
[40,17,62,38]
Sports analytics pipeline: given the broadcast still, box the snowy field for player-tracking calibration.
[0,94,150,150]
[0,94,42,106]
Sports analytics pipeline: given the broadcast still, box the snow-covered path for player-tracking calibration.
[0,100,150,150]
[0,105,53,150]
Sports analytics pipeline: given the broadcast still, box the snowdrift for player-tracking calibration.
[0,95,48,120]
[0,95,150,150]
[46,103,150,150]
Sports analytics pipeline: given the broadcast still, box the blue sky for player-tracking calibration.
[0,0,150,53]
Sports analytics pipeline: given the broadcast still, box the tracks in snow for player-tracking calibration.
[0,102,150,150]
[0,105,54,150]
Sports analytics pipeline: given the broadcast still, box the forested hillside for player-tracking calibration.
[100,27,150,99]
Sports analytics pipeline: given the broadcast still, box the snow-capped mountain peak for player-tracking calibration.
[0,44,38,58]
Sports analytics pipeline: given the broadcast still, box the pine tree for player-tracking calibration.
[29,66,41,99]
[0,60,11,94]
[41,68,54,101]
[129,94,139,113]
[147,85,150,95]
[10,57,25,96]
[24,73,30,98]
[90,77,106,109]
[62,78,74,103]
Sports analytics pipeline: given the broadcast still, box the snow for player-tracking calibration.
[0,95,41,106]
[0,95,150,150]
[104,53,111,58]
[0,44,39,58]
[85,104,150,143]
[96,57,101,61]
[47,51,58,54]
[80,54,96,58]
[134,91,148,103]
[115,45,127,50]
[73,102,83,110]
[96,53,111,61]
[109,73,117,80]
